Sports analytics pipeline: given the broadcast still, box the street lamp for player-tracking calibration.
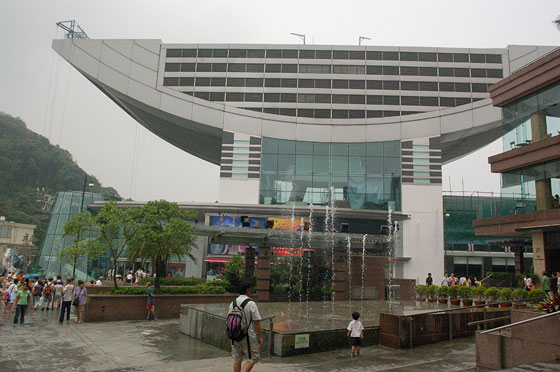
[290,32,306,45]
[359,36,371,46]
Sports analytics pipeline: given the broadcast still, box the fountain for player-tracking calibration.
[346,235,352,308]
[385,207,400,303]
[305,203,313,319]
[329,186,336,313]
[361,234,367,306]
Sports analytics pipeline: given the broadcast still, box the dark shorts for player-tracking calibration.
[146,301,154,310]
[351,337,362,346]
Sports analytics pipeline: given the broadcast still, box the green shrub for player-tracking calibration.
[272,285,286,294]
[223,256,245,292]
[448,285,459,299]
[426,285,438,299]
[498,288,512,301]
[472,286,486,300]
[512,288,527,300]
[413,285,427,297]
[108,283,227,295]
[527,289,546,303]
[457,286,472,300]
[484,287,499,301]
[138,277,206,286]
[437,286,450,298]
[535,304,544,312]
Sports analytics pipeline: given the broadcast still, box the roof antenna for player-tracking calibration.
[56,20,88,39]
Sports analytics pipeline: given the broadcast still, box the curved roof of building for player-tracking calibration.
[52,39,555,164]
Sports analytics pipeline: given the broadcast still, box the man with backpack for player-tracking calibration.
[41,278,53,311]
[226,281,263,372]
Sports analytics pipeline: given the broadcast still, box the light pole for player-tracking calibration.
[290,32,306,45]
[358,36,371,46]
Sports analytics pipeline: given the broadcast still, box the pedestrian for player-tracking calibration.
[347,311,364,357]
[126,272,133,284]
[525,276,533,291]
[425,273,433,286]
[59,278,74,325]
[542,272,550,293]
[41,279,53,311]
[95,276,103,286]
[73,280,87,324]
[4,278,18,313]
[32,280,43,310]
[145,282,157,321]
[13,284,32,324]
[550,273,558,295]
[53,279,64,310]
[227,281,263,372]
[440,272,449,286]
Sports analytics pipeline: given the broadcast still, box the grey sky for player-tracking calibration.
[1,1,558,201]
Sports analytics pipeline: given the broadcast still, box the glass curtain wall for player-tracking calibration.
[260,138,401,210]
[36,191,107,280]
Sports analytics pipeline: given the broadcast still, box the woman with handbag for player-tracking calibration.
[73,280,87,324]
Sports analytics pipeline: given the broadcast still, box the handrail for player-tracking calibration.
[467,316,511,327]
[480,311,559,334]
[417,297,545,316]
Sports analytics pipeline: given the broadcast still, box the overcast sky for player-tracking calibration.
[1,1,559,201]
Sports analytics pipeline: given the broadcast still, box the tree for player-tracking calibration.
[61,211,103,277]
[223,255,245,292]
[126,200,197,289]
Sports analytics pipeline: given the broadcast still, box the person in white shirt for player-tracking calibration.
[229,281,262,372]
[347,311,364,357]
[59,278,75,324]
[53,281,64,309]
[95,277,103,286]
[441,272,449,287]
[4,279,19,313]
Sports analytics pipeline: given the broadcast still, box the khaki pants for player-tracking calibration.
[232,337,259,364]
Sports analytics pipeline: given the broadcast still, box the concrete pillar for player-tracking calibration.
[512,242,525,275]
[245,246,256,285]
[333,249,348,301]
[255,245,271,302]
[530,111,547,141]
[532,231,546,276]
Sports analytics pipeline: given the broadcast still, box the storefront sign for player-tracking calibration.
[294,334,310,349]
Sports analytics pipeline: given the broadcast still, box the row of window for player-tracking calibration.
[164,62,503,78]
[166,48,502,64]
[165,76,492,93]
[185,91,479,107]
[242,107,425,118]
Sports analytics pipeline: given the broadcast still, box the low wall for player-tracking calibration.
[476,310,560,369]
[85,294,236,322]
[380,309,511,349]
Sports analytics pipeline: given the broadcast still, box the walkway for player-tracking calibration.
[1,308,559,371]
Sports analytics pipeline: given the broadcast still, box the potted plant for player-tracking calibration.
[498,288,513,307]
[426,285,438,302]
[512,288,527,308]
[448,285,460,305]
[458,286,473,306]
[413,285,427,301]
[484,287,500,307]
[472,286,486,305]
[527,289,547,304]
[437,286,449,304]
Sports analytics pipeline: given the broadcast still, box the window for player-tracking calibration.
[197,49,212,57]
[181,63,195,72]
[210,77,226,86]
[212,63,227,72]
[455,82,470,92]
[419,52,437,62]
[367,95,382,104]
[263,108,280,114]
[226,92,243,101]
[382,66,399,75]
[438,53,453,62]
[439,82,454,92]
[456,97,471,106]
[332,109,349,118]
[265,64,282,73]
[349,110,365,118]
[229,49,247,58]
[264,93,280,102]
[383,110,400,117]
[282,64,298,73]
[419,67,437,76]
[228,63,246,72]
[453,53,469,62]
[247,49,265,58]
[316,50,332,59]
[298,109,313,117]
[281,79,297,88]
[266,49,282,58]
[265,78,281,87]
[470,53,485,63]
[400,52,418,61]
[299,79,314,88]
[439,67,454,77]
[367,65,382,75]
[282,50,298,59]
[332,94,349,104]
[471,83,488,93]
[487,69,503,78]
[486,54,502,64]
[401,96,419,106]
[315,94,331,103]
[298,94,314,103]
[349,95,365,104]
[181,49,197,57]
[383,51,399,60]
[367,51,382,60]
[166,49,181,58]
[280,108,296,116]
[194,92,209,100]
[213,49,228,58]
[245,93,263,102]
[383,81,399,90]
[179,77,194,86]
[383,96,400,105]
[165,63,180,72]
[246,63,264,72]
[195,77,210,86]
[315,79,331,88]
[367,80,382,89]
[333,50,349,59]
[401,81,419,91]
[227,78,244,87]
[420,96,438,106]
[440,97,455,107]
[196,63,211,72]
[209,92,225,101]
[349,80,365,89]
[332,80,349,89]
[299,50,315,59]
[246,78,263,87]
[471,68,486,78]
[419,81,438,91]
[367,110,382,118]
[163,77,179,86]
[300,65,331,74]
[315,109,331,118]
[280,93,297,102]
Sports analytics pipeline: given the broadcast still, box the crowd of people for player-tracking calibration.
[427,272,482,287]
[0,275,88,325]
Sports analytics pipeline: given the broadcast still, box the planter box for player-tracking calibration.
[450,299,461,306]
[462,300,473,306]
[438,298,448,304]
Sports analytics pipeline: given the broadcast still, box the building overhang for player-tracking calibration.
[488,134,560,173]
[473,209,560,237]
[490,47,560,107]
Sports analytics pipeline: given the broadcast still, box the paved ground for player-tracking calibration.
[1,307,559,372]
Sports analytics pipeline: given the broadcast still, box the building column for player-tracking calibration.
[333,249,348,301]
[255,245,271,302]
[532,231,546,275]
[512,241,525,275]
[245,246,256,285]
[530,111,547,141]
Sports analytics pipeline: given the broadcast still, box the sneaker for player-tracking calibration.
[153,316,158,321]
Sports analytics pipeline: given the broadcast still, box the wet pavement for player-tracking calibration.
[1,306,559,371]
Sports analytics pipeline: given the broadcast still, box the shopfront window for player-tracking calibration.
[260,138,401,210]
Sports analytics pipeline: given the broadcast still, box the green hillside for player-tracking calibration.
[0,112,120,245]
